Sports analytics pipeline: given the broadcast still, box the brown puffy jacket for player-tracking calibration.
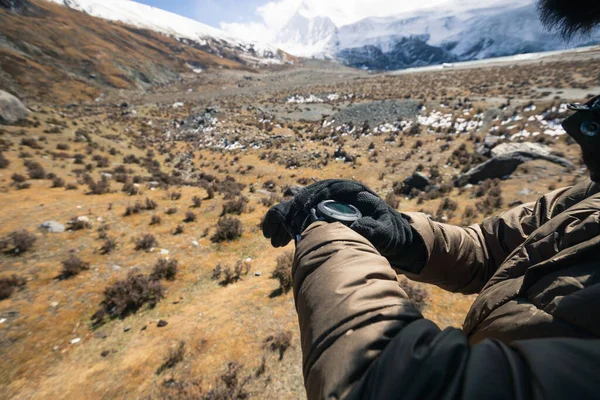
[292,179,600,400]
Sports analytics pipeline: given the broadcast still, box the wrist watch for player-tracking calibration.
[310,200,362,226]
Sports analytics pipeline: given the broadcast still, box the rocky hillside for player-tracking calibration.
[0,0,291,103]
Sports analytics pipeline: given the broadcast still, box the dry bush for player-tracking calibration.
[51,177,65,188]
[150,259,178,281]
[165,207,178,215]
[60,256,90,279]
[150,215,162,226]
[168,191,182,200]
[135,234,157,251]
[11,173,27,183]
[172,225,184,235]
[91,272,164,326]
[206,262,222,282]
[25,160,46,179]
[272,251,294,294]
[435,198,458,220]
[399,279,428,311]
[211,217,243,243]
[122,182,139,196]
[183,211,196,223]
[0,152,9,168]
[0,275,27,300]
[99,237,118,255]
[21,138,41,149]
[3,230,36,254]
[145,198,157,210]
[156,341,185,375]
[221,196,248,216]
[461,206,477,226]
[203,362,251,400]
[191,196,202,208]
[260,193,280,207]
[264,331,293,361]
[88,176,111,195]
[474,180,503,217]
[67,217,91,231]
[16,182,31,190]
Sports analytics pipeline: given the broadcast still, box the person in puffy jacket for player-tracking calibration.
[262,10,600,397]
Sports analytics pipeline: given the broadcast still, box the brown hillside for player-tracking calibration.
[0,0,252,103]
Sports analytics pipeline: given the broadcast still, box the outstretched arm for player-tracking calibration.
[294,221,599,400]
[401,187,571,294]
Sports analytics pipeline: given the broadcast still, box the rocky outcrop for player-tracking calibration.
[0,91,28,125]
[455,146,574,186]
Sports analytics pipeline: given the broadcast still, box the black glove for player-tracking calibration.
[262,180,426,273]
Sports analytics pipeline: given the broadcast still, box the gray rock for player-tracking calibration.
[0,90,28,124]
[254,271,262,277]
[402,172,431,193]
[455,151,574,186]
[491,142,551,158]
[123,326,131,332]
[40,221,65,233]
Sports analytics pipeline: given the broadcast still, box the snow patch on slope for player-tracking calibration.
[46,0,283,64]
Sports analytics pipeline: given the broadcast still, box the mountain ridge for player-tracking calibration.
[273,1,600,70]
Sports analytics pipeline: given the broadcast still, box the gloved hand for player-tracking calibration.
[262,180,426,272]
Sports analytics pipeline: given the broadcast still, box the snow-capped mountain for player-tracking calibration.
[273,0,600,69]
[46,0,286,65]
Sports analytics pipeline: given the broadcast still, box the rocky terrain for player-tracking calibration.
[0,6,599,397]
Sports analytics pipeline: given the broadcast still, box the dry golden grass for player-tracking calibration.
[0,47,596,399]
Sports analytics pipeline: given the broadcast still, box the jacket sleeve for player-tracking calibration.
[293,221,600,400]
[401,187,571,294]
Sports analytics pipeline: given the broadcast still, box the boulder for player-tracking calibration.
[491,142,551,158]
[0,90,28,124]
[402,172,431,193]
[455,151,574,186]
[40,221,65,233]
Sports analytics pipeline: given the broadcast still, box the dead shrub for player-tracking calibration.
[183,211,196,223]
[399,279,428,311]
[211,217,243,243]
[88,176,111,195]
[165,207,178,215]
[135,234,157,251]
[168,191,182,200]
[272,251,294,294]
[25,160,46,179]
[150,215,162,226]
[0,152,9,168]
[11,173,27,183]
[100,237,118,255]
[51,177,65,188]
[156,341,185,375]
[91,272,164,326]
[191,196,202,208]
[3,230,36,254]
[172,225,184,235]
[67,217,91,231]
[264,331,293,361]
[21,138,41,149]
[150,259,178,281]
[145,198,157,210]
[221,196,248,216]
[122,182,139,196]
[60,256,90,279]
[0,275,27,300]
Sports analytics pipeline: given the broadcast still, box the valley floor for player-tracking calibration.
[0,50,599,399]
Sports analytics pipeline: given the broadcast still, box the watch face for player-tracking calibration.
[317,200,362,223]
[323,202,358,215]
